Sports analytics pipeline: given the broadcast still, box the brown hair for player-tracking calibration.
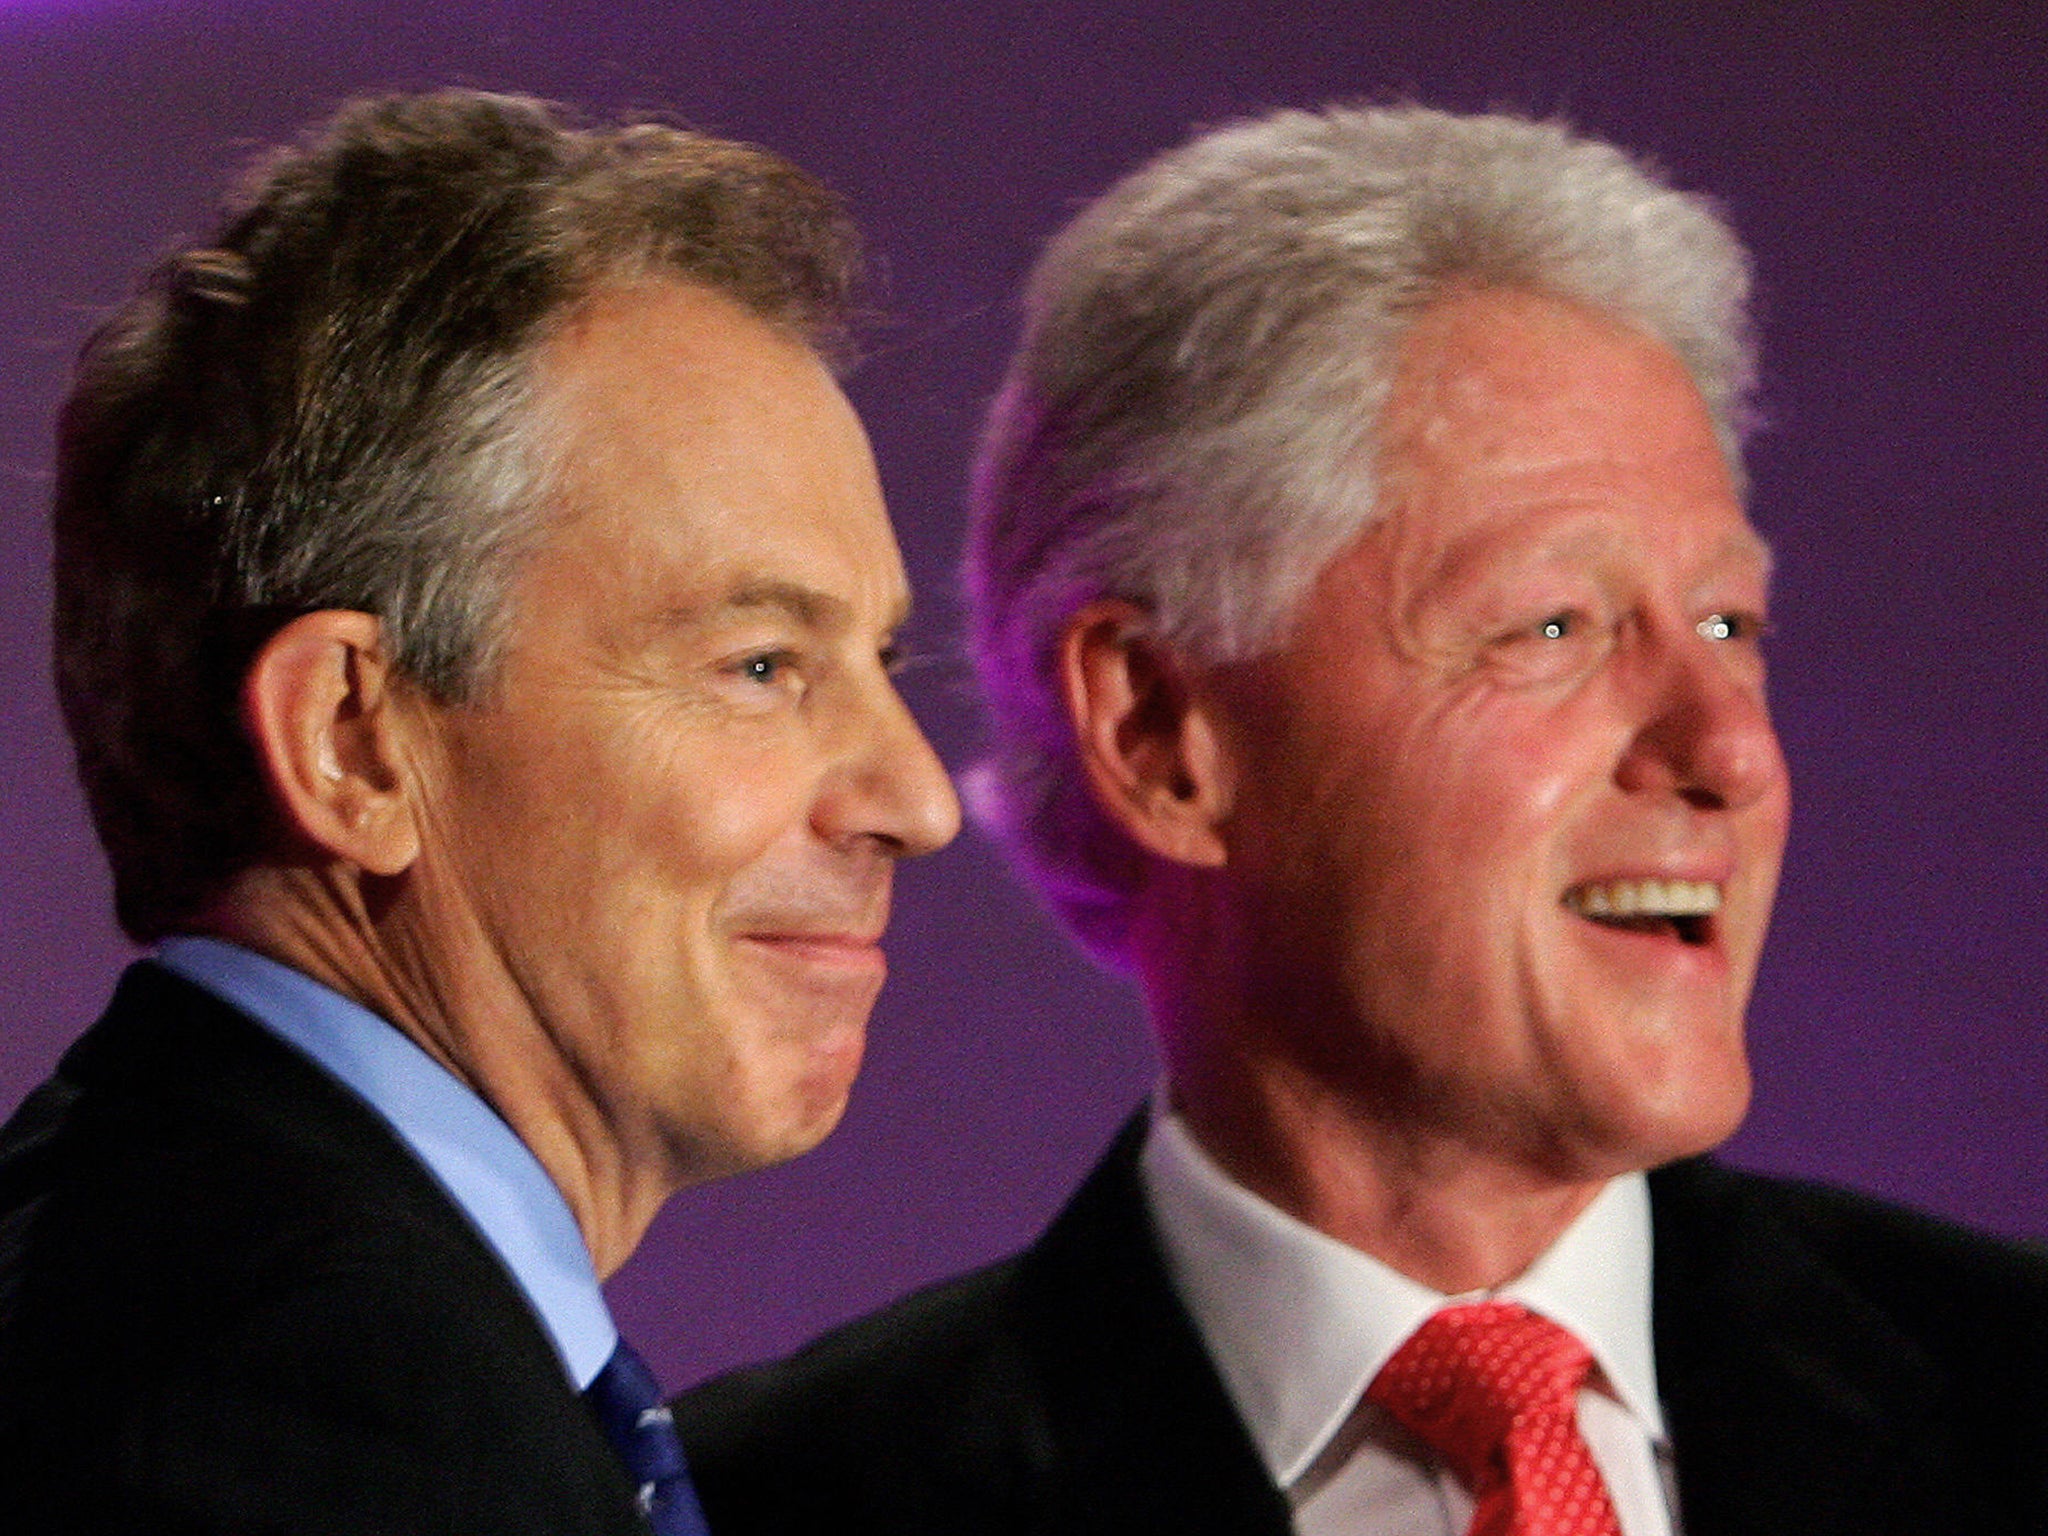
[53,89,862,940]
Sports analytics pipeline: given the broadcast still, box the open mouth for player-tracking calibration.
[1563,878,1720,948]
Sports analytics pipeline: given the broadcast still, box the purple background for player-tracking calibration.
[1,1,2042,1390]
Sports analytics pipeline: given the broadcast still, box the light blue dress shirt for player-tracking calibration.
[155,935,618,1390]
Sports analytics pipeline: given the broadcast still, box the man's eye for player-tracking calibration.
[1697,612,1767,643]
[1489,608,1596,651]
[880,641,934,678]
[739,651,795,683]
[1481,608,1609,688]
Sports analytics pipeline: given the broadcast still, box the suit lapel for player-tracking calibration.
[1014,1112,1295,1536]
[1649,1158,1968,1536]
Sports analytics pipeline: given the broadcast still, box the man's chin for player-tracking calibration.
[1578,1058,1751,1179]
[715,1048,866,1178]
[776,1070,862,1162]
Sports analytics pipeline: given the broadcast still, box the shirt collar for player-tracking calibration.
[155,936,618,1388]
[1140,1104,1663,1490]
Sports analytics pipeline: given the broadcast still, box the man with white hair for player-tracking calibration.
[675,105,2048,1534]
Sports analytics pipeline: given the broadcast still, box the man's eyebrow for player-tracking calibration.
[662,577,912,633]
[723,578,849,629]
[1414,518,1776,615]
[1693,525,1775,589]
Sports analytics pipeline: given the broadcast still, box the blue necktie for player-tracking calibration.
[583,1338,713,1536]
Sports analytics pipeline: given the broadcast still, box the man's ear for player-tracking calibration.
[1058,599,1234,869]
[239,610,426,878]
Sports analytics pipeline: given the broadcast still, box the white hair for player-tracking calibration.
[964,104,1758,964]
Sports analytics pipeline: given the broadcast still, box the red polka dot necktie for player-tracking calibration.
[1366,1301,1624,1536]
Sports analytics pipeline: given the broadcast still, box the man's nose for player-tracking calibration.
[816,678,962,859]
[1614,632,1786,812]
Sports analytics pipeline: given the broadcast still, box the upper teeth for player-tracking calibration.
[1565,879,1722,918]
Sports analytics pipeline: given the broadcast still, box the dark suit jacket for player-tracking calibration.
[677,1113,2048,1535]
[0,961,649,1535]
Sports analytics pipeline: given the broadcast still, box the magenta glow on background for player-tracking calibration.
[1,1,2041,1390]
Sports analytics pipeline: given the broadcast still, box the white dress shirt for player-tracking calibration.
[1141,1108,1678,1536]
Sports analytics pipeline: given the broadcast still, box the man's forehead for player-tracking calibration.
[1435,513,1773,575]
[516,274,905,640]
[1374,498,1774,615]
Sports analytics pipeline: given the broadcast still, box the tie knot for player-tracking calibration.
[1368,1301,1593,1485]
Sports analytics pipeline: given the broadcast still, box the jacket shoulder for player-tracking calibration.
[0,963,646,1535]
[676,1111,1295,1536]
[1653,1156,2048,1347]
[678,1257,1051,1532]
[1650,1157,2048,1532]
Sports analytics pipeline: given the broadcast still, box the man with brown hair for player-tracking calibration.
[0,89,958,1533]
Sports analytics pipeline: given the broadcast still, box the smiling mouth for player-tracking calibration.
[1563,878,1721,947]
[742,932,887,969]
